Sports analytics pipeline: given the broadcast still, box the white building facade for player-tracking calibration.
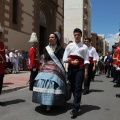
[64,0,92,44]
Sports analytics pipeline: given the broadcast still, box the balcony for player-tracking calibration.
[83,14,88,20]
[84,3,88,12]
[84,25,88,31]
[84,3,88,8]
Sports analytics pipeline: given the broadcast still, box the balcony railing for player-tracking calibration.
[84,25,87,31]
[83,14,88,20]
[84,3,88,9]
[84,3,88,12]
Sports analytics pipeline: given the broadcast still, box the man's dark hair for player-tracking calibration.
[85,37,91,42]
[112,45,116,49]
[68,41,73,44]
[73,28,82,35]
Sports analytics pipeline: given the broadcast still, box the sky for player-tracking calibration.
[91,0,120,49]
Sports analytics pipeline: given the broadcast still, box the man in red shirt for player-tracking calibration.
[0,31,6,105]
[112,40,120,98]
[113,41,120,87]
[28,32,40,91]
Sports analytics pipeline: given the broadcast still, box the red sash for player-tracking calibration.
[89,57,93,64]
[68,55,84,66]
[0,41,5,74]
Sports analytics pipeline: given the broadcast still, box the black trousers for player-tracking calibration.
[112,67,118,82]
[68,66,85,111]
[91,69,96,80]
[116,71,120,85]
[107,65,112,77]
[104,64,108,74]
[84,64,94,90]
[0,74,4,94]
[29,69,38,91]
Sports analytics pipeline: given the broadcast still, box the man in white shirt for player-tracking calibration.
[63,28,89,117]
[104,52,108,74]
[83,38,97,95]
[9,48,15,73]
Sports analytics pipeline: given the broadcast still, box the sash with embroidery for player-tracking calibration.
[46,45,65,77]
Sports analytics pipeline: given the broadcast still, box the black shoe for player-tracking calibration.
[83,90,89,95]
[116,94,120,98]
[0,102,5,106]
[113,84,120,87]
[46,106,51,112]
[70,110,78,117]
[111,80,116,83]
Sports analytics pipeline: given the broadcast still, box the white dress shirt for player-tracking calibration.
[63,41,89,64]
[95,52,99,61]
[50,44,57,52]
[88,46,97,61]
[5,54,10,62]
[9,52,14,62]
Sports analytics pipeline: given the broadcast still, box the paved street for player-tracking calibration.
[2,71,30,93]
[0,74,120,120]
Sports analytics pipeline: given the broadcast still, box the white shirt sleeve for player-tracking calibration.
[62,45,70,62]
[93,48,97,61]
[83,47,90,64]
[9,52,14,62]
[9,52,12,58]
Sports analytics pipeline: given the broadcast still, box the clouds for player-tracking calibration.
[106,32,119,49]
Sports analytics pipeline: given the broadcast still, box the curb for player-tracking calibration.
[2,85,29,94]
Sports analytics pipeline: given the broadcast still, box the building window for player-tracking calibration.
[40,11,46,26]
[12,0,18,24]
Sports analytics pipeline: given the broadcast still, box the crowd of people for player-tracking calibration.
[28,29,98,118]
[28,29,120,118]
[0,28,120,118]
[92,41,120,98]
[5,48,29,74]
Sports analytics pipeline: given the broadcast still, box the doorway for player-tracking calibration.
[39,25,47,54]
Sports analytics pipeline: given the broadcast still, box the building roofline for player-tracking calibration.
[91,32,97,35]
[88,0,92,7]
